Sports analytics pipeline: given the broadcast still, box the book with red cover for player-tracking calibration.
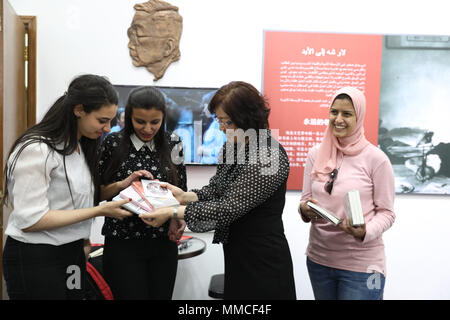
[131,181,154,210]
[112,185,153,214]
[112,180,179,215]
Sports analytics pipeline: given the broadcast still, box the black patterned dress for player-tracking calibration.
[98,131,187,299]
[184,130,296,300]
[99,132,187,239]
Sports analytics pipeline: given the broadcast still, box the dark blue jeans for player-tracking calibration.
[307,257,385,300]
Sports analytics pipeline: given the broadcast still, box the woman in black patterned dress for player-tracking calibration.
[99,86,187,299]
[140,81,296,300]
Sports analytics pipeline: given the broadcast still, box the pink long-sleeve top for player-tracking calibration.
[301,144,395,275]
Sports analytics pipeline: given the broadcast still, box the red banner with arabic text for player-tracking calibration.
[263,31,383,190]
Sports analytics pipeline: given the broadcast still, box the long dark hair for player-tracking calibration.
[101,86,179,186]
[3,74,118,206]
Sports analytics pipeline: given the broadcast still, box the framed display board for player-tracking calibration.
[263,31,382,190]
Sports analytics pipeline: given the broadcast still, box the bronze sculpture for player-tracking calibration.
[127,0,183,81]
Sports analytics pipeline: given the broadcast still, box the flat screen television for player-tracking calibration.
[112,85,225,165]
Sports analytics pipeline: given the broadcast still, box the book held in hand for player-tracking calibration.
[140,179,179,208]
[112,194,152,215]
[142,179,173,199]
[306,201,342,225]
[343,189,364,226]
[112,185,153,215]
[111,180,179,215]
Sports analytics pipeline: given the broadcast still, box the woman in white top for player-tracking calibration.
[2,74,133,300]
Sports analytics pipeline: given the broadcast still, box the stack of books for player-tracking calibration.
[112,179,179,215]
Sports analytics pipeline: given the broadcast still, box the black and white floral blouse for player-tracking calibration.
[99,131,187,240]
[184,130,290,244]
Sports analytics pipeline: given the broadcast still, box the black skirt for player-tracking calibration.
[222,186,297,300]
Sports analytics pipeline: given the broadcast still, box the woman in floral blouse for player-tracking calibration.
[99,86,186,299]
[140,81,296,300]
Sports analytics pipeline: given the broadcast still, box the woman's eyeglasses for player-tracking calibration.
[214,116,233,126]
[324,169,338,194]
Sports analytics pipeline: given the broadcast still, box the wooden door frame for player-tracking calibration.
[20,15,36,129]
[0,2,4,189]
[0,14,36,182]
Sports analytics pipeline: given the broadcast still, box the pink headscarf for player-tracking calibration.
[311,87,370,181]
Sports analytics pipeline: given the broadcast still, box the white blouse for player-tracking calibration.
[5,141,94,245]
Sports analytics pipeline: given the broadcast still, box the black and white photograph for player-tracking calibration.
[378,35,450,195]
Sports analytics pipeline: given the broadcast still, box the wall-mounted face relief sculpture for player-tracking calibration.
[127,0,183,81]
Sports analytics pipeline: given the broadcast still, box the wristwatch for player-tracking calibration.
[173,207,178,219]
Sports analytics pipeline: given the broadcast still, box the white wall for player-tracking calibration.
[8,0,450,300]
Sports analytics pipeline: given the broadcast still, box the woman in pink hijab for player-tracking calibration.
[298,87,395,300]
